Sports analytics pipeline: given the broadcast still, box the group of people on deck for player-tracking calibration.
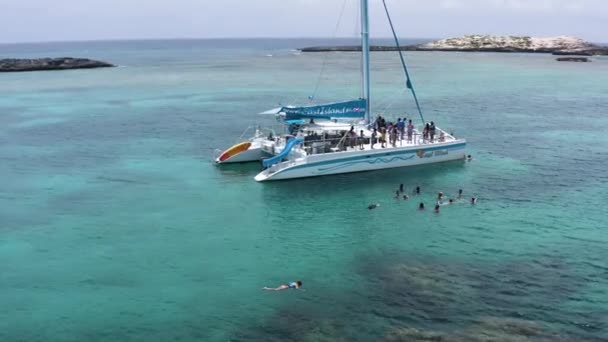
[370,115,444,147]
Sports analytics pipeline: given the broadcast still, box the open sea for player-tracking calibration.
[1,38,608,341]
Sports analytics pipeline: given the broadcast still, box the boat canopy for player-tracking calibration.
[264,99,367,120]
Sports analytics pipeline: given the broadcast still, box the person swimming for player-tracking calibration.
[458,189,463,198]
[448,199,454,205]
[415,186,420,195]
[403,194,409,200]
[394,190,400,199]
[418,202,425,210]
[437,192,444,201]
[471,197,477,204]
[263,281,302,291]
[434,204,440,213]
[399,184,404,193]
[466,154,472,161]
[368,203,380,210]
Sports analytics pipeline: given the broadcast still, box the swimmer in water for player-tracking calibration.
[403,194,409,200]
[415,186,420,195]
[448,199,454,205]
[437,192,444,201]
[434,204,440,213]
[466,154,472,161]
[263,281,302,291]
[458,189,463,198]
[368,203,380,210]
[394,190,400,199]
[399,183,404,193]
[471,197,477,204]
[418,202,425,210]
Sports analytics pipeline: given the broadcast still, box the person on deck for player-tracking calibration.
[407,120,414,142]
[371,128,377,149]
[380,127,387,148]
[359,130,365,150]
[423,123,430,141]
[430,121,436,142]
[397,118,405,141]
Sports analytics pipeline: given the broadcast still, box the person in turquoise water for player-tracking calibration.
[263,281,302,291]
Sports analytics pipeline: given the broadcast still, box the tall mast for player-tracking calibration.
[360,0,371,123]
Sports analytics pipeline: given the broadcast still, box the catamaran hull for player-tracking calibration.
[254,141,466,181]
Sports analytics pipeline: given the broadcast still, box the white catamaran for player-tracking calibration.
[215,0,466,182]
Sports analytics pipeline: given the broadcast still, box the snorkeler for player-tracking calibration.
[368,203,380,210]
[418,202,425,210]
[263,281,302,291]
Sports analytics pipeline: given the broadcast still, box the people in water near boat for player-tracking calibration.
[471,197,477,204]
[394,190,400,199]
[368,203,380,210]
[403,194,409,200]
[434,204,440,213]
[415,186,420,195]
[466,154,472,161]
[399,184,404,193]
[437,192,444,201]
[263,281,302,291]
[458,189,463,198]
[418,202,425,210]
[448,199,454,205]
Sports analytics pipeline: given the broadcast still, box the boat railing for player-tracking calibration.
[294,128,458,155]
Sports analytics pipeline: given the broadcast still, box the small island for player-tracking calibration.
[0,57,115,72]
[300,35,608,56]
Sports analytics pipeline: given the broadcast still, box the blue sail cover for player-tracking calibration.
[282,99,366,120]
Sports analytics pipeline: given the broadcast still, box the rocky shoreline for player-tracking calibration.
[300,35,608,56]
[0,58,115,72]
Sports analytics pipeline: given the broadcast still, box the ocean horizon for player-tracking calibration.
[1,38,607,341]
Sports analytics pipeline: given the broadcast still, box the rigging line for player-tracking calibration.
[310,0,349,101]
[381,0,426,124]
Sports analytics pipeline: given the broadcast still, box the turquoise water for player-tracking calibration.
[1,39,608,341]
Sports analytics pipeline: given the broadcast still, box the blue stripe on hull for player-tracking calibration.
[289,142,466,171]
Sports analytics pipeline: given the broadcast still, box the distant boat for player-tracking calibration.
[215,0,466,181]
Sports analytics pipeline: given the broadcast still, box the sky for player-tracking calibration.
[1,0,607,43]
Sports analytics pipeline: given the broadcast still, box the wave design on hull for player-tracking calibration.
[315,154,416,174]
